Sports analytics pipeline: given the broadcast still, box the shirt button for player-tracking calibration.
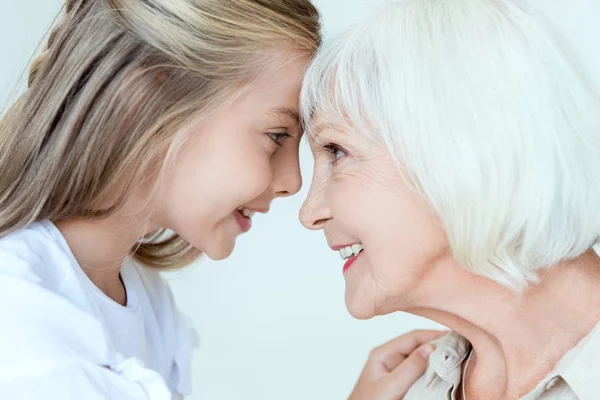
[443,352,453,363]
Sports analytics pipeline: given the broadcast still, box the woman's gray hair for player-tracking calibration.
[301,0,600,289]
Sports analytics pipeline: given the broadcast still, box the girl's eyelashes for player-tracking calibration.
[267,132,292,146]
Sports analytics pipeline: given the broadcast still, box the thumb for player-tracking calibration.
[383,344,434,398]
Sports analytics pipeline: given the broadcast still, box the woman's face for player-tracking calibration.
[156,53,308,261]
[300,120,450,319]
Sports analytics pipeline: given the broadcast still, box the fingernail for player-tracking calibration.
[419,344,435,358]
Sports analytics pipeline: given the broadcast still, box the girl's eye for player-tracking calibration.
[323,143,348,163]
[267,132,291,146]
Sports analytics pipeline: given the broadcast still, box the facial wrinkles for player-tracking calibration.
[330,146,404,214]
[332,147,405,301]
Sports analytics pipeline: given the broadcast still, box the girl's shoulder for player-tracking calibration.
[0,221,69,290]
[0,222,109,358]
[0,223,174,399]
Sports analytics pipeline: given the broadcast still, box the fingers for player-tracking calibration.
[375,330,447,359]
[369,330,447,373]
[383,343,435,397]
[350,331,444,400]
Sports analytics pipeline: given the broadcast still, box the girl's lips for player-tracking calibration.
[234,209,252,233]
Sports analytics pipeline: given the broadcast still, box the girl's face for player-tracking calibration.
[155,53,308,260]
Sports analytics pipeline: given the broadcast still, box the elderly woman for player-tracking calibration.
[300,0,600,399]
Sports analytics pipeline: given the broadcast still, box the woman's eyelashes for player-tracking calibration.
[267,131,292,146]
[323,143,348,164]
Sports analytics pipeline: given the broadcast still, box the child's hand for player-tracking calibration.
[349,330,447,400]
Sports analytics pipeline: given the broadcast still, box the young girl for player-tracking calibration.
[0,1,320,398]
[0,1,439,399]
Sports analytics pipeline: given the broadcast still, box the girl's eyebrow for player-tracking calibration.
[269,107,300,125]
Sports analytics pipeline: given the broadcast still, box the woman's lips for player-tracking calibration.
[332,243,364,273]
[343,250,363,273]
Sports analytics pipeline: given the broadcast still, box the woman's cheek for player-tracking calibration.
[327,178,365,223]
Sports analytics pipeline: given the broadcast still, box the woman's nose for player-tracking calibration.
[299,172,331,230]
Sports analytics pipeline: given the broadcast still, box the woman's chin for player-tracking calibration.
[345,293,378,320]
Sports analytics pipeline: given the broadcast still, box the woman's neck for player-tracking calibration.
[408,249,600,399]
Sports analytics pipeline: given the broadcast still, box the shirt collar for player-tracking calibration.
[427,331,471,388]
[548,321,600,400]
[427,322,600,400]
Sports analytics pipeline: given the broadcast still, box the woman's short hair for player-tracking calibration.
[301,0,600,289]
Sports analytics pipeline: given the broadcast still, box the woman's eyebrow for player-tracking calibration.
[307,121,342,142]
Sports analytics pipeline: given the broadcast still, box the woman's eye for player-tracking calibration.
[267,132,291,146]
[323,144,348,163]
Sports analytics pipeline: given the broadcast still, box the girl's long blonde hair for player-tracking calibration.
[0,0,321,268]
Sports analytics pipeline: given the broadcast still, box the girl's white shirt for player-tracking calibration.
[0,221,199,400]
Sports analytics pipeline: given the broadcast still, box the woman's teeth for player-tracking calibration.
[236,207,255,218]
[339,243,363,260]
